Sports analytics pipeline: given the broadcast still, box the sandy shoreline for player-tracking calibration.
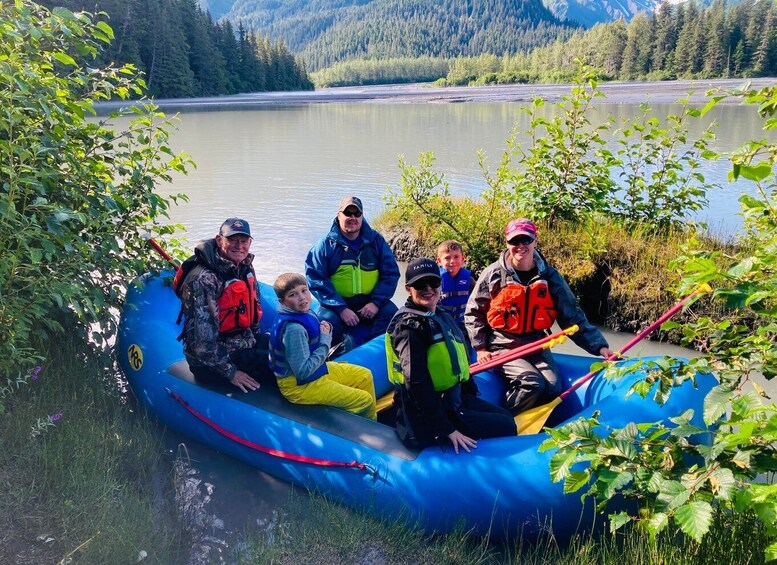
[97,77,775,113]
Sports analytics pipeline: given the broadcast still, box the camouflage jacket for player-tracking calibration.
[179,238,261,381]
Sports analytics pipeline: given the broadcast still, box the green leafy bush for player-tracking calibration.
[540,84,777,562]
[0,2,191,381]
[386,65,716,258]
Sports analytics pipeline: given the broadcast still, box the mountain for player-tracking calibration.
[204,0,580,70]
[541,0,662,27]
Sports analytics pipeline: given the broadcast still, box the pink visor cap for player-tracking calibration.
[505,218,537,241]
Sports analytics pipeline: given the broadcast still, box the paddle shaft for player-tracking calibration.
[469,326,577,376]
[147,237,181,273]
[558,287,707,401]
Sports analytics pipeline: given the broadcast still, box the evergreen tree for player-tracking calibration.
[620,13,652,79]
[751,2,776,76]
[703,0,730,77]
[652,2,677,76]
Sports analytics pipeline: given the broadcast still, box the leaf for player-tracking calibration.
[703,385,733,425]
[564,470,590,494]
[708,467,737,501]
[675,500,713,542]
[646,512,669,539]
[52,52,77,67]
[727,257,756,278]
[549,449,578,482]
[765,541,777,563]
[609,511,631,533]
[738,162,772,182]
[657,480,691,510]
[95,21,114,40]
[604,470,634,499]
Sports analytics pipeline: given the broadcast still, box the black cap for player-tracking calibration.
[219,217,251,238]
[338,196,363,213]
[405,257,441,287]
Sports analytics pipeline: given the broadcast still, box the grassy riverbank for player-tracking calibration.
[2,335,768,564]
[238,492,767,564]
[0,339,189,564]
[376,207,736,342]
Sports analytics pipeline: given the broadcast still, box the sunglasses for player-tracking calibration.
[409,277,442,291]
[508,235,535,246]
[341,209,363,218]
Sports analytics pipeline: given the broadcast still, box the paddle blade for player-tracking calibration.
[375,392,394,413]
[515,396,562,435]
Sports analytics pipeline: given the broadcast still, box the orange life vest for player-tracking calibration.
[486,278,557,335]
[217,273,261,334]
[174,258,262,336]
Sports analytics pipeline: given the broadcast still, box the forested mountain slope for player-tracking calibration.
[220,0,580,70]
[39,0,312,98]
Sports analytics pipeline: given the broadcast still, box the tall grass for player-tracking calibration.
[238,492,767,565]
[0,339,188,564]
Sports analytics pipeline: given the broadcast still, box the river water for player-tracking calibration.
[150,94,771,282]
[118,85,773,560]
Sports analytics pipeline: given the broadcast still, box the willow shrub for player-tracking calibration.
[385,65,716,255]
[540,84,777,562]
[0,3,190,391]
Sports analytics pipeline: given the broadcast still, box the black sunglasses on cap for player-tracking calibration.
[409,277,441,291]
[508,235,535,246]
[341,209,363,218]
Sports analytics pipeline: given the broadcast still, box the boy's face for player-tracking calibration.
[437,249,465,276]
[281,283,312,313]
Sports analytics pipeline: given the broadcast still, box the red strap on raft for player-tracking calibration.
[166,388,374,474]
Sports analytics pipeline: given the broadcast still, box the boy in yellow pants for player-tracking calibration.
[269,273,377,420]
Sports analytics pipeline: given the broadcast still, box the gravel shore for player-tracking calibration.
[96,78,776,113]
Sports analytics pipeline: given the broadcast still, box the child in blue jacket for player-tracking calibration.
[269,273,377,419]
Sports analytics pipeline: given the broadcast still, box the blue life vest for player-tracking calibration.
[269,311,329,382]
[439,267,472,323]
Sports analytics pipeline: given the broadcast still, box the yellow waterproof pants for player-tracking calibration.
[277,362,377,420]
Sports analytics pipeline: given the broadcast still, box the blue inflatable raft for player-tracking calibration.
[117,270,716,540]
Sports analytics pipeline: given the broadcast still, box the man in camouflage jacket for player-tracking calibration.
[178,218,272,392]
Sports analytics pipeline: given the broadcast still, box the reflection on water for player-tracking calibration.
[136,101,771,282]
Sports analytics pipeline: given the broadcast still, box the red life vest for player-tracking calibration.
[217,273,261,334]
[486,278,557,335]
[174,257,262,335]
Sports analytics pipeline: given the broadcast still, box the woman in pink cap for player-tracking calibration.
[464,219,613,415]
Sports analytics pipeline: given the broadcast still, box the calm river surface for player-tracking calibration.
[118,84,773,557]
[150,92,770,282]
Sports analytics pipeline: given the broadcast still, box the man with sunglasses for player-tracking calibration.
[465,219,614,415]
[305,196,400,354]
[386,258,516,453]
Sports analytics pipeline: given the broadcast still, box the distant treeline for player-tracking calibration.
[312,57,451,88]
[442,0,777,85]
[38,0,313,98]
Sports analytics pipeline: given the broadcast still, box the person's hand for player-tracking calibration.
[320,321,332,334]
[600,347,616,359]
[448,430,477,454]
[340,308,360,327]
[358,302,379,320]
[475,349,493,364]
[230,370,260,393]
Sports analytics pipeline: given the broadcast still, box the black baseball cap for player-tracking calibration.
[405,257,441,287]
[219,217,251,238]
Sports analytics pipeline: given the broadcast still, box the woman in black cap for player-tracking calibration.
[386,258,516,453]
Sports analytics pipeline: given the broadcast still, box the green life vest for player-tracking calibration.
[386,307,470,392]
[330,244,380,298]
